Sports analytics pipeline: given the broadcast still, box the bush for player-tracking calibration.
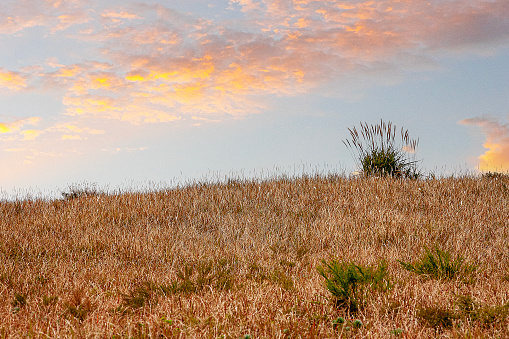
[159,258,237,295]
[456,294,509,327]
[61,182,101,200]
[398,246,476,281]
[343,120,420,178]
[317,259,392,313]
[416,305,458,329]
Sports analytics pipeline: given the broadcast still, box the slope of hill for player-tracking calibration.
[0,174,508,337]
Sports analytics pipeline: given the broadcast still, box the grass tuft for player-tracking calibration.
[456,294,509,327]
[416,305,458,329]
[343,120,420,178]
[121,281,157,311]
[317,259,391,312]
[398,245,476,280]
[64,288,93,322]
[159,258,237,296]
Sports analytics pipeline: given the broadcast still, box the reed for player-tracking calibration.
[343,120,420,178]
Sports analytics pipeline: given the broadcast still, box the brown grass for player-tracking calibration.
[1,174,508,338]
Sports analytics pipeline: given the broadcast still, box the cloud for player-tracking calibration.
[0,0,91,34]
[97,0,508,118]
[3,0,509,129]
[101,10,142,21]
[0,70,28,91]
[53,124,106,136]
[460,116,509,172]
[0,117,41,134]
[21,130,43,140]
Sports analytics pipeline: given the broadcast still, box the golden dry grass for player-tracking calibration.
[0,174,508,338]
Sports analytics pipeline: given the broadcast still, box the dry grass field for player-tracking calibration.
[1,174,508,338]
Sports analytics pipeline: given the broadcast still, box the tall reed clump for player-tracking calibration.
[343,120,420,178]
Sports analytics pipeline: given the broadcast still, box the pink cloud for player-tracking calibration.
[101,10,142,20]
[0,0,91,34]
[3,0,508,129]
[52,0,508,123]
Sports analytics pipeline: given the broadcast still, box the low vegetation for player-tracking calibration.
[0,173,508,337]
[398,245,477,281]
[343,120,420,178]
[317,259,392,313]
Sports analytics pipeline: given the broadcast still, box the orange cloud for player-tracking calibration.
[0,0,91,34]
[460,117,509,172]
[21,130,42,140]
[0,117,40,134]
[40,0,504,125]
[3,0,507,130]
[0,70,27,90]
[53,124,106,136]
[101,10,141,20]
[55,65,83,78]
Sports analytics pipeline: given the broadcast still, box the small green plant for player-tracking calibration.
[121,281,157,311]
[246,262,270,283]
[343,120,420,178]
[416,295,509,331]
[42,295,58,306]
[416,305,458,329]
[317,259,392,313]
[398,246,476,280]
[161,316,173,325]
[332,317,345,329]
[64,289,93,322]
[271,268,294,290]
[11,293,27,308]
[159,258,237,295]
[390,328,403,336]
[456,294,509,327]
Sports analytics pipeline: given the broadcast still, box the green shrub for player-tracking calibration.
[159,258,236,295]
[271,269,294,291]
[42,295,58,306]
[343,120,420,178]
[64,289,93,322]
[398,246,476,280]
[456,294,509,327]
[416,305,458,329]
[317,259,392,313]
[121,282,157,310]
[11,293,27,308]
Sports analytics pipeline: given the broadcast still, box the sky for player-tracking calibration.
[1,0,509,198]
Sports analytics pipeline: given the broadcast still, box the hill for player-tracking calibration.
[1,174,508,337]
